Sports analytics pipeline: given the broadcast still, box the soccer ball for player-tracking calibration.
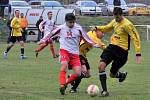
[87,84,99,97]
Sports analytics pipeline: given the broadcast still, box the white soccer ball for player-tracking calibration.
[87,84,99,97]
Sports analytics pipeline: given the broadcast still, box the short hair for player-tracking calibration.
[15,10,20,13]
[113,7,123,15]
[65,13,76,21]
[47,11,52,15]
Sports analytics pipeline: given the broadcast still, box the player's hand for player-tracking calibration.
[93,44,100,48]
[135,56,142,64]
[91,26,97,31]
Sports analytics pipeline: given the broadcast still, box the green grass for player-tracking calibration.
[0,42,150,100]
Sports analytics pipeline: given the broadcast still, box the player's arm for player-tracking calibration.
[125,24,142,63]
[11,18,21,29]
[39,21,45,32]
[79,28,99,48]
[39,26,60,44]
[94,20,114,33]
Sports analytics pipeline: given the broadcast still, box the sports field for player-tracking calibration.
[0,41,150,100]
[0,16,150,100]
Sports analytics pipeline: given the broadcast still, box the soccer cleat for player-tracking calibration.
[53,54,59,58]
[69,88,77,93]
[59,85,67,95]
[119,72,127,82]
[20,55,27,59]
[3,52,7,59]
[101,91,109,97]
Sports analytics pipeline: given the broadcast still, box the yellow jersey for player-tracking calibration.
[96,17,141,55]
[80,31,106,57]
[11,17,22,36]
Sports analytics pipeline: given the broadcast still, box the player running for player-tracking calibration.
[35,11,58,58]
[3,10,27,59]
[69,30,106,93]
[92,7,142,97]
[39,13,99,95]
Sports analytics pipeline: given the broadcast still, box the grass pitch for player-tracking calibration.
[0,42,150,100]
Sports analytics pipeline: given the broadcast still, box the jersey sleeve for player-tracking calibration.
[79,27,98,47]
[39,21,45,32]
[11,18,21,29]
[40,26,61,43]
[96,20,114,33]
[125,24,141,56]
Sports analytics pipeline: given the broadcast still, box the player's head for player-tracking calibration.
[15,10,20,18]
[65,13,76,28]
[113,7,123,22]
[20,13,24,18]
[40,16,43,20]
[47,11,52,20]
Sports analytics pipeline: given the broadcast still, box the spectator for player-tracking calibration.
[21,13,28,42]
[36,16,43,41]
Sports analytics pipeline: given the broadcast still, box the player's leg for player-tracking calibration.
[66,54,81,85]
[49,39,59,58]
[110,51,128,82]
[35,43,48,58]
[98,46,114,96]
[3,36,15,59]
[19,37,27,59]
[70,56,90,93]
[59,61,68,95]
[59,49,69,95]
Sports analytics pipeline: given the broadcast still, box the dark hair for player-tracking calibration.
[15,10,20,13]
[47,11,52,15]
[113,7,123,15]
[65,13,76,21]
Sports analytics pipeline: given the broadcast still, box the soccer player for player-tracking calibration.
[69,30,106,93]
[21,13,28,42]
[92,7,142,96]
[39,13,98,95]
[3,10,27,59]
[35,11,58,58]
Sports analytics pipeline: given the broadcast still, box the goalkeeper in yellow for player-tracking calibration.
[69,30,106,93]
[92,7,142,97]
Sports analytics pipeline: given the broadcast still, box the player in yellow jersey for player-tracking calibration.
[69,30,106,93]
[3,10,27,59]
[92,7,142,96]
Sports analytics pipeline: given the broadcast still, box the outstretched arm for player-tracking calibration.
[91,20,114,33]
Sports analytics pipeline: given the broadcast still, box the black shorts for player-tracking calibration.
[10,36,23,43]
[100,44,128,75]
[80,55,90,70]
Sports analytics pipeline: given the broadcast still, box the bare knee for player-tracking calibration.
[20,41,24,47]
[74,66,81,77]
[60,62,68,71]
[98,61,106,72]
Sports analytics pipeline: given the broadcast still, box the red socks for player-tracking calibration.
[66,74,78,84]
[35,43,47,52]
[59,71,66,85]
